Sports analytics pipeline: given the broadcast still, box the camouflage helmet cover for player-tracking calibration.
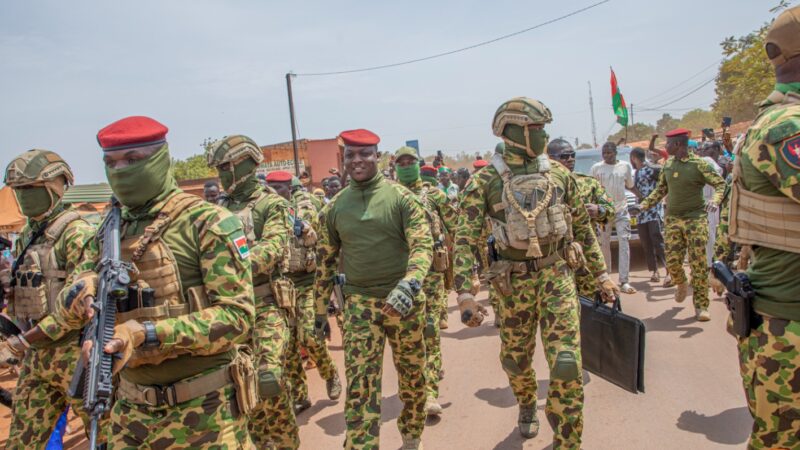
[4,149,74,187]
[206,135,264,167]
[492,97,553,137]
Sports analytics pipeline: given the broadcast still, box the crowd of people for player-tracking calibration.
[0,6,798,450]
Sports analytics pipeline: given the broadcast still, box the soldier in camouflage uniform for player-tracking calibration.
[454,98,619,448]
[314,129,432,450]
[639,128,725,321]
[0,150,100,448]
[51,116,256,449]
[721,10,800,447]
[547,139,615,298]
[207,137,300,449]
[394,146,458,417]
[266,171,342,415]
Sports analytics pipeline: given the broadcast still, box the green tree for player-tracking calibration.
[608,122,655,144]
[655,113,680,134]
[677,108,720,134]
[712,25,775,122]
[172,154,215,181]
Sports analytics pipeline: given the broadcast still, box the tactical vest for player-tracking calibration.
[287,194,317,274]
[419,183,449,272]
[729,98,800,254]
[116,193,214,367]
[11,210,83,321]
[488,154,573,258]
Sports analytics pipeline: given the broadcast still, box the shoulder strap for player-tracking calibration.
[44,210,82,245]
[131,193,204,262]
[11,223,49,277]
[491,153,511,181]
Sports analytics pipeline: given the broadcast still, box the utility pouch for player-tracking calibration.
[272,277,297,314]
[724,292,759,338]
[547,204,568,238]
[229,346,258,417]
[14,252,49,320]
[486,260,513,297]
[432,243,449,272]
[565,242,586,271]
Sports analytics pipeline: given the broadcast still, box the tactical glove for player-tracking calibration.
[63,271,98,324]
[385,279,418,318]
[314,314,331,341]
[597,273,620,303]
[0,335,28,366]
[457,293,487,327]
[106,320,146,375]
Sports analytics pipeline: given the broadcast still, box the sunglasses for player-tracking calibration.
[558,152,576,160]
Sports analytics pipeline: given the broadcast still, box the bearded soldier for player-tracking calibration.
[206,137,300,449]
[720,7,800,447]
[453,98,619,448]
[394,146,458,417]
[547,139,615,297]
[314,129,432,450]
[0,150,99,447]
[266,170,342,415]
[52,116,256,448]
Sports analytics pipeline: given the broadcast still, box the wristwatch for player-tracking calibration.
[142,321,159,348]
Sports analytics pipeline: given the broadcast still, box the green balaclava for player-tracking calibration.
[396,162,421,184]
[220,158,259,200]
[105,144,176,209]
[503,124,548,159]
[15,186,54,218]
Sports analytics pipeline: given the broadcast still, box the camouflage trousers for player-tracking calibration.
[737,316,800,450]
[574,268,597,299]
[249,303,300,449]
[497,260,584,449]
[109,383,252,449]
[424,272,446,399]
[343,293,427,449]
[7,337,101,448]
[286,284,338,403]
[664,216,710,310]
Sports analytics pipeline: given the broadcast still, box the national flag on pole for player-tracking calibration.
[610,68,628,127]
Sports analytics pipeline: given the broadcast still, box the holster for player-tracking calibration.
[271,277,297,317]
[565,242,586,271]
[486,260,513,297]
[229,346,258,417]
[724,292,761,338]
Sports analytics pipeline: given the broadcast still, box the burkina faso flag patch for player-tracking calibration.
[233,235,250,259]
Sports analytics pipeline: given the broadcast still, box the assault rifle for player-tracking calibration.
[69,199,131,449]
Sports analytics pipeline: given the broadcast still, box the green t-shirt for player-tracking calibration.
[661,154,723,219]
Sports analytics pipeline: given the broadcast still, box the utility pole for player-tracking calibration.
[285,72,301,177]
[630,103,635,128]
[588,81,598,148]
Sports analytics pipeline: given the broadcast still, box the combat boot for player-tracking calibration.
[424,396,442,416]
[439,318,449,330]
[674,283,688,303]
[696,308,711,322]
[294,398,311,415]
[517,405,539,439]
[326,372,342,400]
[401,436,423,450]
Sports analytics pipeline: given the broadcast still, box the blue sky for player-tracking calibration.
[0,0,777,183]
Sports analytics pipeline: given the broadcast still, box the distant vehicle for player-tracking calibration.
[573,147,639,242]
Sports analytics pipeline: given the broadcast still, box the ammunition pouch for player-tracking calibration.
[12,266,48,320]
[486,251,565,297]
[230,346,258,416]
[551,351,579,381]
[432,242,449,273]
[257,370,281,400]
[271,277,297,315]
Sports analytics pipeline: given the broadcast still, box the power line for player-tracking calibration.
[295,0,611,76]
[636,58,722,106]
[647,77,716,110]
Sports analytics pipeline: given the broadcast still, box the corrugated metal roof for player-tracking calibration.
[62,183,113,204]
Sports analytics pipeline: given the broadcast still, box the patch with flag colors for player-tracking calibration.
[611,68,628,127]
[232,234,250,259]
[780,135,800,169]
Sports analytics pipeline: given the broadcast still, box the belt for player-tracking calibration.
[117,366,232,407]
[253,283,276,305]
[507,251,564,274]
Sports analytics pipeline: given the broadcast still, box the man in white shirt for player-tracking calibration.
[591,142,637,294]
[701,142,724,265]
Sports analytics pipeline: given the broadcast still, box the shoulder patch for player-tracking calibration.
[766,119,800,145]
[780,135,800,169]
[231,232,250,260]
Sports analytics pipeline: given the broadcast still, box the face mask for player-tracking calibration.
[503,124,548,159]
[220,158,257,193]
[396,163,420,184]
[106,145,174,208]
[528,129,549,157]
[16,186,53,218]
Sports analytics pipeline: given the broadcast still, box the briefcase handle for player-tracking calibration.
[593,293,622,313]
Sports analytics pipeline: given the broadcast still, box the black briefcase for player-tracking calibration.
[579,294,645,393]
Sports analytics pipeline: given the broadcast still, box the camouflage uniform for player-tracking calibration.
[724,73,800,448]
[572,173,615,298]
[640,152,725,313]
[315,171,433,449]
[208,136,300,449]
[284,188,340,408]
[1,150,100,448]
[454,98,612,449]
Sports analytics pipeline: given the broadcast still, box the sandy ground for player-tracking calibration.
[0,254,753,449]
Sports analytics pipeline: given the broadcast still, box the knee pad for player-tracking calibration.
[258,370,282,400]
[501,356,525,376]
[551,351,579,381]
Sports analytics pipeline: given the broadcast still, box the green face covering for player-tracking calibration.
[106,145,174,208]
[503,124,549,159]
[220,158,258,193]
[396,163,420,184]
[15,186,53,218]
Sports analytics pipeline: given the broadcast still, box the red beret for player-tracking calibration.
[97,116,168,151]
[473,160,489,169]
[265,170,293,182]
[665,128,691,138]
[420,165,437,176]
[339,129,380,147]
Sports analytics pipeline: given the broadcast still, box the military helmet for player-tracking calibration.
[4,149,74,188]
[394,146,419,160]
[206,135,264,168]
[492,97,553,138]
